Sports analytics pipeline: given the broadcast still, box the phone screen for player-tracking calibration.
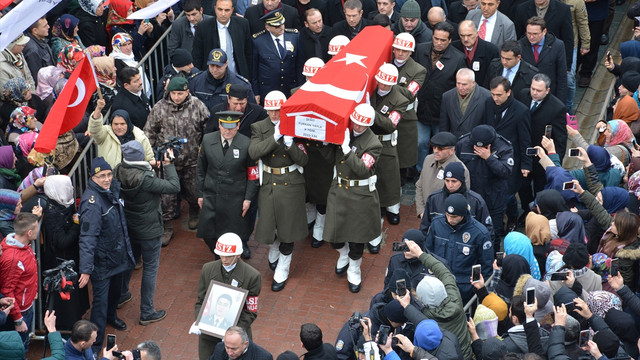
[471,265,481,282]
[495,252,504,267]
[395,279,407,297]
[545,125,553,138]
[526,287,535,305]
[562,181,574,190]
[579,330,590,347]
[569,148,580,157]
[377,325,390,345]
[526,147,538,156]
[106,334,116,351]
[611,258,619,276]
[550,272,568,281]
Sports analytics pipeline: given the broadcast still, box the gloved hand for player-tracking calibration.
[283,135,293,147]
[341,128,351,155]
[273,122,282,141]
[188,321,201,335]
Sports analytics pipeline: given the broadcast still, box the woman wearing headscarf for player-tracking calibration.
[109,33,151,97]
[0,189,22,236]
[525,211,551,274]
[0,77,46,128]
[35,66,64,108]
[598,212,640,292]
[88,98,153,167]
[71,0,109,48]
[566,123,633,167]
[106,0,153,59]
[534,189,569,239]
[0,145,20,190]
[6,106,41,146]
[49,14,85,59]
[503,231,541,279]
[57,44,85,78]
[555,211,586,244]
[41,175,90,330]
[86,56,117,114]
[487,254,531,303]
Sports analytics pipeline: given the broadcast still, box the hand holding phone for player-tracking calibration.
[526,147,539,156]
[562,181,575,190]
[526,287,536,305]
[495,252,504,267]
[568,148,580,157]
[610,258,619,276]
[545,125,553,139]
[471,264,481,283]
[395,279,407,297]
[392,242,409,252]
[106,334,116,351]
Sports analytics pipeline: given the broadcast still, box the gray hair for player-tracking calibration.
[532,73,551,89]
[226,326,250,343]
[137,340,161,360]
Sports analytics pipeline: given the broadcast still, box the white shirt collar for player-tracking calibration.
[483,11,497,23]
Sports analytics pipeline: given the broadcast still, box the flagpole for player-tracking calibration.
[86,53,103,101]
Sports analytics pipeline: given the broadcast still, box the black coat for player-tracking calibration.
[513,0,574,69]
[71,8,109,48]
[447,0,471,24]
[324,0,377,26]
[415,42,467,125]
[367,10,400,28]
[331,18,372,40]
[210,340,273,360]
[245,3,302,34]
[517,91,568,163]
[110,88,151,130]
[519,34,568,104]
[300,25,333,62]
[452,38,499,87]
[484,59,538,101]
[208,102,268,138]
[191,16,253,80]
[283,0,328,20]
[303,343,338,360]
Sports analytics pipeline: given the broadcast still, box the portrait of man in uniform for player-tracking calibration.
[196,281,248,338]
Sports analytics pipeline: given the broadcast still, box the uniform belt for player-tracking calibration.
[378,134,393,141]
[337,176,371,187]
[263,164,299,175]
[377,130,398,146]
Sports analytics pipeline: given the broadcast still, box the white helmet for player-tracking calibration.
[214,233,243,256]
[375,63,398,85]
[263,90,287,110]
[302,57,325,76]
[328,35,350,55]
[393,32,416,52]
[350,103,375,126]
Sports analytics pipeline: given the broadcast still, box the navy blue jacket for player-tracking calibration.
[78,179,134,280]
[189,69,255,112]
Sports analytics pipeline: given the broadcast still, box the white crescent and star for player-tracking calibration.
[334,53,368,68]
[68,78,86,107]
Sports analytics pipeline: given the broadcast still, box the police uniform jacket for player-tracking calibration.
[196,132,259,240]
[395,57,426,168]
[251,29,305,99]
[248,118,308,243]
[321,129,382,244]
[195,259,261,339]
[414,155,470,216]
[189,69,255,112]
[371,87,410,207]
[208,102,268,138]
[456,132,514,214]
[79,179,135,280]
[244,3,302,34]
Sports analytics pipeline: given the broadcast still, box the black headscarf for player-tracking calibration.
[536,189,570,220]
[109,109,135,144]
[494,254,530,300]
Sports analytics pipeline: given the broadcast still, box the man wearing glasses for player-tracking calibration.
[78,157,135,354]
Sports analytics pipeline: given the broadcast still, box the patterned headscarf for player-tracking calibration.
[586,291,622,318]
[607,120,634,147]
[2,77,30,105]
[111,32,133,53]
[0,189,21,221]
[51,14,80,42]
[106,0,134,34]
[92,56,116,87]
[79,0,104,15]
[57,44,85,73]
[590,253,611,281]
[543,250,565,281]
[629,171,640,198]
[8,106,37,134]
[83,45,106,58]
[53,78,68,100]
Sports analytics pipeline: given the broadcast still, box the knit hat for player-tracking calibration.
[481,337,507,360]
[167,76,189,92]
[562,243,589,269]
[621,70,640,92]
[388,268,410,293]
[383,300,407,323]
[414,319,442,351]
[443,162,465,182]
[430,131,457,147]
[416,275,447,308]
[473,304,498,339]
[171,49,193,68]
[401,0,421,18]
[470,125,496,147]
[91,156,112,175]
[121,140,145,162]
[402,228,425,248]
[593,329,621,358]
[444,193,468,216]
[481,292,508,321]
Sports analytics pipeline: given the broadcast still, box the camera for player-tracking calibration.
[42,260,77,311]
[154,136,187,162]
[348,311,362,331]
[113,350,142,360]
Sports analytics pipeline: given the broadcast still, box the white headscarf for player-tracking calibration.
[44,175,74,207]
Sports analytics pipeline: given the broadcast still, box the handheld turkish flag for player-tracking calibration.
[35,56,98,153]
[280,26,393,144]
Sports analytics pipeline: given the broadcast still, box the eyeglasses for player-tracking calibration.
[93,172,113,180]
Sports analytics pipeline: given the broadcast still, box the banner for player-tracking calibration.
[127,0,180,20]
[0,0,63,52]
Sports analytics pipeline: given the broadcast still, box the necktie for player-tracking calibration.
[214,318,220,327]
[530,101,539,112]
[505,68,512,83]
[533,44,540,63]
[478,18,488,40]
[276,38,285,59]
[223,140,229,155]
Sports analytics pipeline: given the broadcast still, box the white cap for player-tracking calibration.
[328,35,350,55]
[214,233,243,256]
[264,90,287,110]
[302,57,325,76]
[393,32,416,52]
[350,103,375,126]
[375,63,399,85]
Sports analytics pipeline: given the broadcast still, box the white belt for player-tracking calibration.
[378,130,398,146]
[337,175,377,192]
[263,164,303,175]
[406,100,417,111]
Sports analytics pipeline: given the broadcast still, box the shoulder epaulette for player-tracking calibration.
[253,30,266,38]
[235,73,250,83]
[284,28,298,33]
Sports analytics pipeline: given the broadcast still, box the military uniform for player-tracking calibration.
[195,259,261,360]
[394,57,427,168]
[251,28,305,100]
[189,69,255,111]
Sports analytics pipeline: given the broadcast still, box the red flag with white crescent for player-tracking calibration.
[35,56,98,153]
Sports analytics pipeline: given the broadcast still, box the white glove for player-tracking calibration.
[189,321,201,335]
[341,128,351,155]
[273,122,282,141]
[283,135,293,147]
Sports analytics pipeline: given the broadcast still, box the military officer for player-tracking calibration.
[248,91,308,292]
[196,111,259,256]
[251,10,305,104]
[392,33,426,184]
[370,63,410,234]
[321,104,383,293]
[189,49,256,112]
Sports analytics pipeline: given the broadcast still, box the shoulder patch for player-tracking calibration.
[252,30,266,38]
[284,28,298,33]
[336,340,344,351]
[483,241,492,250]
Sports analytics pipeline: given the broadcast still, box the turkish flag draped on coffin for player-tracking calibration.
[280,26,394,144]
[35,56,98,153]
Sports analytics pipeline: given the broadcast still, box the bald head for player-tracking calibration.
[427,7,445,26]
[458,20,478,47]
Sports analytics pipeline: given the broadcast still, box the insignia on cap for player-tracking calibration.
[476,142,483,147]
[447,206,454,213]
[446,171,452,177]
[274,11,281,17]
[212,50,222,61]
[95,167,100,173]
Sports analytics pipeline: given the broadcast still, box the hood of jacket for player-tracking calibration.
[114,161,151,192]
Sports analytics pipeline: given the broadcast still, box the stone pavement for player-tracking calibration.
[28,202,421,359]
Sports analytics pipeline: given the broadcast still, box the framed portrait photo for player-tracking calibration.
[195,280,249,338]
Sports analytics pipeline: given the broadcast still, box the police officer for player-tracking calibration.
[424,193,493,304]
[392,33,426,183]
[370,63,409,232]
[321,104,382,293]
[248,91,308,292]
[456,124,513,244]
[251,10,305,104]
[189,48,256,112]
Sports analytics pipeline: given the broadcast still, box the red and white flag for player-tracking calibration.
[35,56,98,153]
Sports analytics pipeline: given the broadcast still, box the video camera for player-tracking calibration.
[349,311,362,331]
[42,260,77,311]
[153,137,187,176]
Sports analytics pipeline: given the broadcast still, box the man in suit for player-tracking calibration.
[251,10,305,103]
[426,7,459,40]
[203,294,234,329]
[448,0,479,24]
[484,40,539,100]
[368,0,400,28]
[300,8,333,62]
[325,0,376,26]
[517,73,567,215]
[453,20,499,86]
[191,0,252,79]
[518,16,568,104]
[415,21,466,172]
[245,0,302,34]
[513,0,574,72]
[333,0,372,39]
[440,68,492,137]
[111,67,152,130]
[465,0,516,49]
[168,0,212,55]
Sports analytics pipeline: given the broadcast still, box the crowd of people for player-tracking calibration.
[0,0,637,358]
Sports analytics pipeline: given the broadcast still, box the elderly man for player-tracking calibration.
[211,327,272,360]
[332,0,371,39]
[0,34,35,89]
[426,7,457,39]
[453,20,499,86]
[440,68,493,137]
[168,0,213,55]
[465,0,516,49]
[391,0,432,43]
